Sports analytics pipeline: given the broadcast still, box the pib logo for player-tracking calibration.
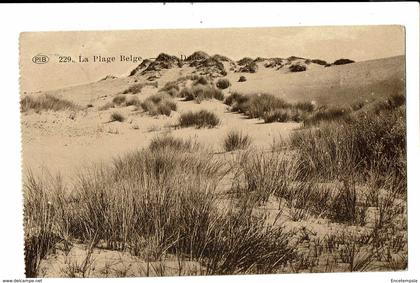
[32,54,49,64]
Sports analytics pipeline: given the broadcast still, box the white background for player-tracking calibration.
[0,3,418,283]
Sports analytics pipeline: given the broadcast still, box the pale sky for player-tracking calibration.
[20,26,405,92]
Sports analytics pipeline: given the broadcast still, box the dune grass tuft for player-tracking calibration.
[23,143,301,276]
[179,110,220,129]
[149,135,197,152]
[180,85,224,103]
[123,82,158,94]
[21,94,80,113]
[141,93,176,116]
[290,103,406,188]
[223,130,252,152]
[159,81,180,97]
[125,96,141,107]
[112,95,126,105]
[110,112,125,122]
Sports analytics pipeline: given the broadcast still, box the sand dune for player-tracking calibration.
[21,53,405,178]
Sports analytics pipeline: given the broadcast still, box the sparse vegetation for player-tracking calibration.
[123,82,158,94]
[21,94,80,113]
[179,110,220,129]
[98,102,115,111]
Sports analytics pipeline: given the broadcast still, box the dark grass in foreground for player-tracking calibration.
[23,138,295,276]
[223,130,252,152]
[291,100,406,188]
[21,94,80,113]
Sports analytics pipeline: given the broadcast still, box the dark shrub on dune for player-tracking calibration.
[141,93,177,116]
[289,64,307,72]
[224,92,248,106]
[216,78,231,89]
[112,95,126,105]
[186,51,210,61]
[238,76,247,82]
[311,59,328,66]
[149,135,196,152]
[212,54,231,62]
[125,96,141,107]
[193,76,209,86]
[239,61,258,73]
[333,58,355,65]
[180,85,224,102]
[179,110,220,129]
[237,57,254,66]
[246,94,289,119]
[287,56,305,61]
[110,112,125,122]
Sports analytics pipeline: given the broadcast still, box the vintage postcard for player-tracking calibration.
[20,26,406,278]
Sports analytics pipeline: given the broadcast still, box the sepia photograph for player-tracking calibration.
[18,25,408,278]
